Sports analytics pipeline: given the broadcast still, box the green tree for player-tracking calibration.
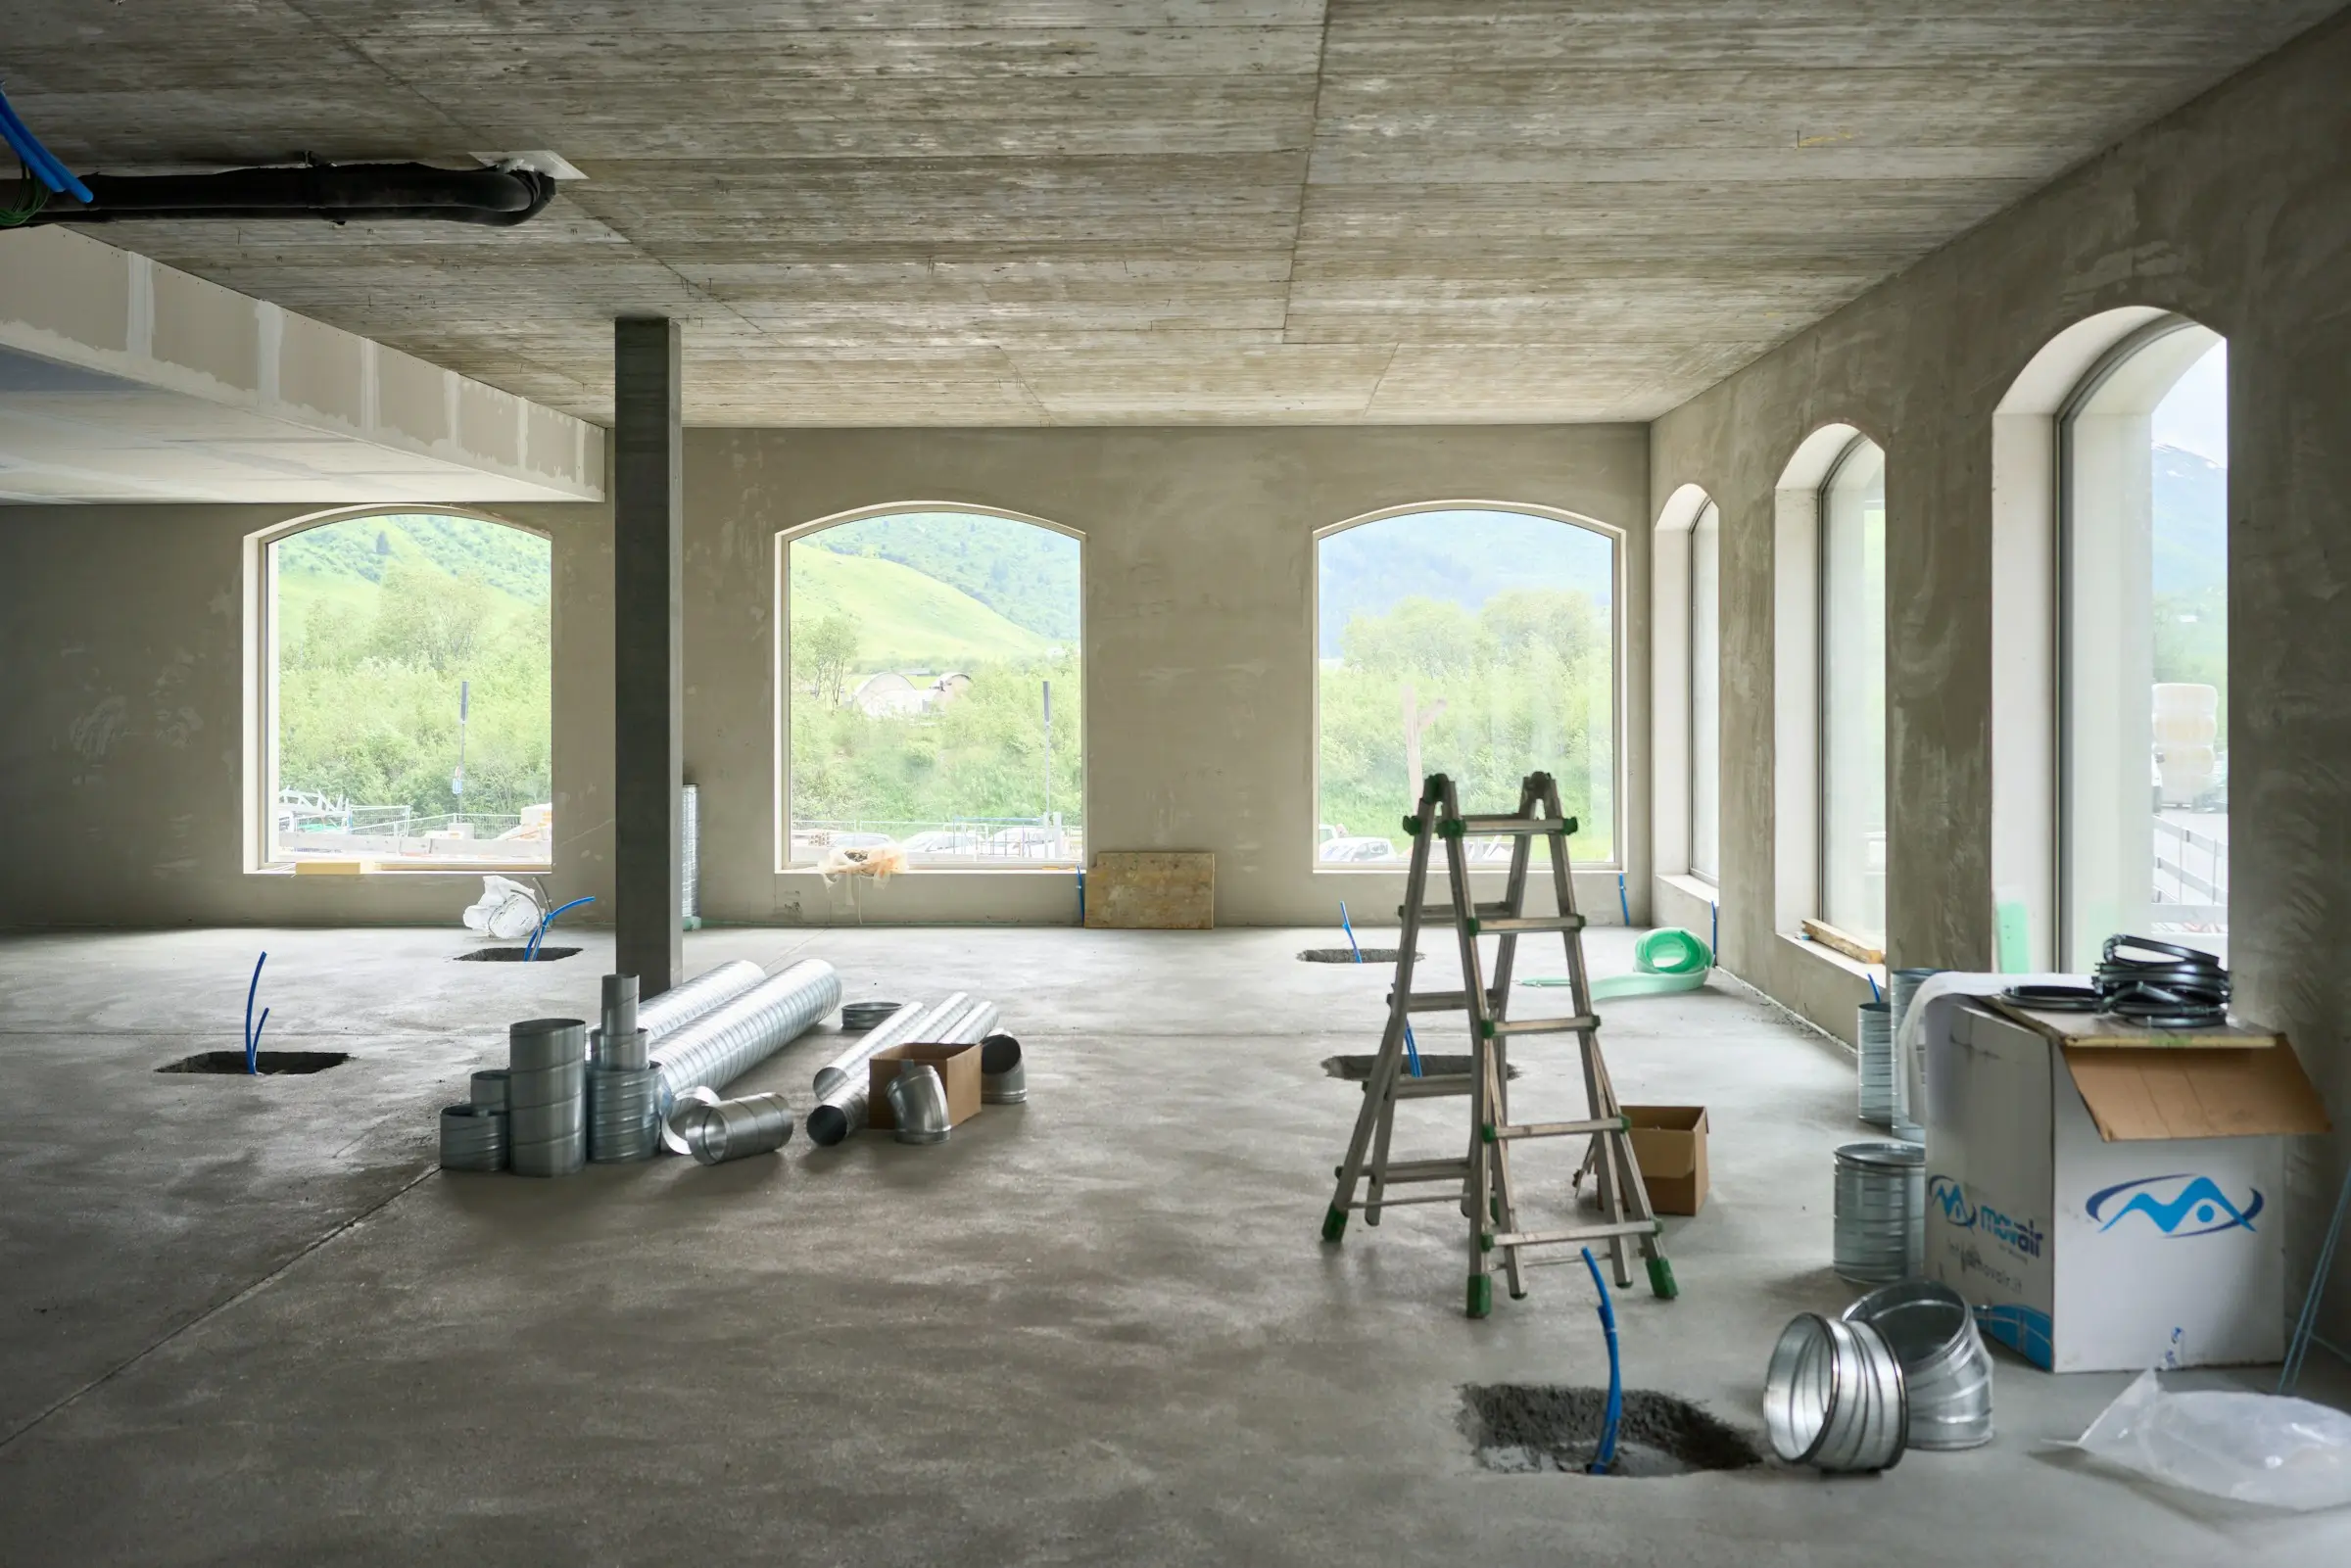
[797,614,861,705]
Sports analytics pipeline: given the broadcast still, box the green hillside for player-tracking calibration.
[790,545,1055,671]
[277,512,551,603]
[803,510,1080,641]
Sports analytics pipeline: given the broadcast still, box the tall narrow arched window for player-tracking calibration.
[1316,504,1619,866]
[783,507,1082,868]
[2062,320,2227,966]
[1689,500,1722,883]
[1819,438,1888,948]
[259,509,552,868]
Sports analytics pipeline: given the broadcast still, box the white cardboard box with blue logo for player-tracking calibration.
[1925,1001,2329,1372]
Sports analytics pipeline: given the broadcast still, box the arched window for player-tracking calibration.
[1819,437,1888,949]
[2061,320,2227,965]
[1315,504,1618,866]
[782,507,1081,868]
[1690,499,1722,884]
[258,509,552,869]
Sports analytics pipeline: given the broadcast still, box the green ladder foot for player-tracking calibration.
[1647,1255,1679,1301]
[1321,1205,1349,1244]
[1466,1274,1493,1318]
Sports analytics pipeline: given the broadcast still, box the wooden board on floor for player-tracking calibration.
[1086,851,1214,929]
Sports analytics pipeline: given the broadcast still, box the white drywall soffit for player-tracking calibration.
[0,228,603,504]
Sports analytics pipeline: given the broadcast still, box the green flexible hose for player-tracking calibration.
[1522,926,1711,999]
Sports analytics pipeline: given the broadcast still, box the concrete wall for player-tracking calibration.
[1651,17,2351,1315]
[0,424,1648,929]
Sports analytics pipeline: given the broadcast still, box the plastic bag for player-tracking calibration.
[2064,1369,2351,1511]
[461,876,543,941]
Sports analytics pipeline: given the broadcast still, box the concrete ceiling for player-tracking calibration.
[4,2,2336,426]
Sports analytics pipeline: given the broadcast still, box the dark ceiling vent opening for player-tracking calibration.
[26,162,556,227]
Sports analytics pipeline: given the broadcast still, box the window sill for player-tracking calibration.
[1657,871,1718,906]
[1777,929,1886,988]
[1311,864,1625,876]
[777,865,1079,877]
[253,861,549,877]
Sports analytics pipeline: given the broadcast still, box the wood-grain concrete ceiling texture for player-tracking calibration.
[5,2,2336,425]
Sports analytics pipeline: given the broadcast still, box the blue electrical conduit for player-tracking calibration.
[1580,1246,1623,1474]
[1342,901,1420,1076]
[525,895,596,962]
[242,951,269,1076]
[0,87,94,202]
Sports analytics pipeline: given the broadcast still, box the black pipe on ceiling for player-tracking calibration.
[25,162,557,226]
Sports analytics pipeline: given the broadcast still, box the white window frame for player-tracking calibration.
[243,503,551,876]
[1311,499,1628,874]
[772,500,1087,876]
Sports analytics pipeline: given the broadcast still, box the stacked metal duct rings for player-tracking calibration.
[508,1018,587,1177]
[1833,1140,1925,1284]
[589,1066,662,1162]
[2093,934,2229,1027]
[1764,1313,1908,1471]
[682,1092,795,1165]
[469,1069,509,1111]
[1856,1001,1895,1128]
[1842,1280,1994,1449]
[439,1104,507,1171]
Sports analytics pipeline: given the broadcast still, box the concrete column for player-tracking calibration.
[613,317,684,994]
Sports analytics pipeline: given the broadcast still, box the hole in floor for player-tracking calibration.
[454,946,582,963]
[1462,1385,1764,1477]
[1298,947,1418,963]
[158,1051,351,1076]
[1322,1054,1519,1080]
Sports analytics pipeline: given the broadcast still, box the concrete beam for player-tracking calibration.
[612,316,683,994]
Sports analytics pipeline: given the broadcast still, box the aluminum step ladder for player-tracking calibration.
[1320,771,1678,1317]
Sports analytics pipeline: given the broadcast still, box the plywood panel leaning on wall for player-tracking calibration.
[1086,852,1214,929]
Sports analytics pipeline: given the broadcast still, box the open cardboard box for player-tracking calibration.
[867,1041,984,1131]
[1621,1105,1709,1215]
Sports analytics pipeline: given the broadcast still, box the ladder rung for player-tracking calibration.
[1389,988,1506,1014]
[1388,1075,1474,1099]
[1365,1158,1471,1185]
[1493,1218,1660,1250]
[1493,1117,1621,1141]
[1491,1014,1599,1037]
[1473,914,1586,935]
[1341,1190,1465,1212]
[1458,815,1573,835]
[1399,901,1510,921]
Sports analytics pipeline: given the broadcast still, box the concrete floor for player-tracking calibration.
[0,926,2342,1565]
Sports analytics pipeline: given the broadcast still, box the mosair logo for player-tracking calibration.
[1929,1175,2044,1259]
[2086,1173,2263,1237]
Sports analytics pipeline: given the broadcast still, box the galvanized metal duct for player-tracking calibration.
[639,960,767,1041]
[805,993,998,1146]
[812,998,936,1097]
[650,958,841,1108]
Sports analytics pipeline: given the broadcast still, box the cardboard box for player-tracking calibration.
[1623,1105,1709,1215]
[867,1041,983,1131]
[1925,1002,2329,1371]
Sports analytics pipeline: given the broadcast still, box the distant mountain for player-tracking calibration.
[277,512,551,604]
[2152,444,2227,599]
[1318,508,1616,658]
[803,511,1080,641]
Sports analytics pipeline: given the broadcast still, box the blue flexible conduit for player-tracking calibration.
[243,951,269,1075]
[525,895,596,961]
[1580,1246,1622,1474]
[1343,901,1420,1076]
[0,87,94,202]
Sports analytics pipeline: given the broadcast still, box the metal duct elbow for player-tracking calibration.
[27,162,558,226]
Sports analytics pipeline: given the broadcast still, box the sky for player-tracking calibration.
[2153,340,2229,467]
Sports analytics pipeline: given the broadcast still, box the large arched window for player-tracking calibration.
[257,509,552,869]
[1315,504,1618,867]
[1690,499,1722,884]
[2062,319,2227,966]
[783,506,1081,868]
[1819,437,1888,950]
